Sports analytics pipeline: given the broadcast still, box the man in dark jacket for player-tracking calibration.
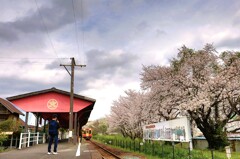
[48,114,60,155]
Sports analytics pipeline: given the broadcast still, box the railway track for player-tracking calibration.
[90,140,122,159]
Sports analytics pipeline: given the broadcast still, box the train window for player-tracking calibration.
[82,128,92,140]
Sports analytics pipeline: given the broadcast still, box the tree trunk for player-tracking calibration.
[203,130,228,150]
[194,117,229,150]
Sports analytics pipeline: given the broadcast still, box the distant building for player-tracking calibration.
[0,97,24,122]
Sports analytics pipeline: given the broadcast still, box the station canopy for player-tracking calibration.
[7,87,96,128]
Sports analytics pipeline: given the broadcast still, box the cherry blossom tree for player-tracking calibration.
[141,44,240,150]
[107,90,146,139]
[141,65,180,121]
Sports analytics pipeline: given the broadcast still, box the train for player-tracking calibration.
[82,128,92,140]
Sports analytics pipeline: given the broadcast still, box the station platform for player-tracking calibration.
[0,140,102,159]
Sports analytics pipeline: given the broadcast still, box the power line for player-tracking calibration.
[0,57,67,60]
[72,0,80,59]
[34,0,62,64]
[0,57,68,64]
[0,61,54,64]
[80,0,85,63]
[71,0,86,65]
[76,0,87,95]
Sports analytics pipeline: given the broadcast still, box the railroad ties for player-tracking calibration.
[89,140,145,159]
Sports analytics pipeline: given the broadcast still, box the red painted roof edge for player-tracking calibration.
[6,87,96,103]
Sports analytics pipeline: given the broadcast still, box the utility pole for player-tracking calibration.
[60,57,86,143]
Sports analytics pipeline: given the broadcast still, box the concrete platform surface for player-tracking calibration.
[0,140,102,159]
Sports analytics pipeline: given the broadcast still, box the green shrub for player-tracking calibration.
[0,119,21,132]
[0,130,7,146]
[0,119,22,147]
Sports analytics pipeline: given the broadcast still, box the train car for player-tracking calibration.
[82,128,92,140]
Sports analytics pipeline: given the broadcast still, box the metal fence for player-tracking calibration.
[18,132,46,149]
[1,132,46,150]
[1,135,20,149]
[93,136,235,159]
[112,139,192,159]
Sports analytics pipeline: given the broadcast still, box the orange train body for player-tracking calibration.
[82,128,92,140]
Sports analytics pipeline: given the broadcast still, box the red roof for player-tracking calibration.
[7,87,96,128]
[7,87,96,113]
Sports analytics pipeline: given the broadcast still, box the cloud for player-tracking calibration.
[0,23,19,42]
[0,76,55,98]
[216,36,240,49]
[1,0,240,121]
[85,49,139,77]
[0,0,75,42]
[45,59,63,70]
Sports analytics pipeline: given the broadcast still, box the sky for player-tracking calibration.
[1,0,240,122]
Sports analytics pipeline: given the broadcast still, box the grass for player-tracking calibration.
[93,135,240,159]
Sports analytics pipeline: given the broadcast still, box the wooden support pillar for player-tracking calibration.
[74,113,77,134]
[76,117,79,137]
[43,120,47,133]
[35,113,39,133]
[74,112,78,144]
[25,112,29,133]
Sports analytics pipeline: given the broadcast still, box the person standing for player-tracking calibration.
[47,114,60,155]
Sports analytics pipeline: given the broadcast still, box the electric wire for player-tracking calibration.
[72,0,81,60]
[73,0,86,92]
[0,57,68,60]
[80,0,86,64]
[34,0,62,64]
[0,57,69,64]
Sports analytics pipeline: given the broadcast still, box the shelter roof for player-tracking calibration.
[0,97,24,116]
[7,87,95,103]
[7,87,96,128]
[7,87,96,113]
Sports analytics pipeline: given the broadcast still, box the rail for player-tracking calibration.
[90,140,122,159]
[18,132,46,149]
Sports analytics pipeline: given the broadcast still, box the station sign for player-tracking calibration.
[143,116,192,142]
